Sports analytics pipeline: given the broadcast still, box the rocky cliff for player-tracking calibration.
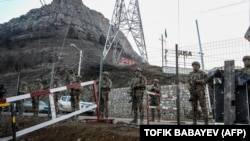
[0,0,142,73]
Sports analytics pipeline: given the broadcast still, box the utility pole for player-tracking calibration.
[175,44,180,125]
[195,19,212,114]
[195,19,205,70]
[161,34,164,68]
[70,44,83,76]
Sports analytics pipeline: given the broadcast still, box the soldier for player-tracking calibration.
[31,78,43,117]
[129,67,147,125]
[0,84,6,115]
[241,55,250,73]
[239,55,250,117]
[149,79,162,122]
[70,75,83,112]
[99,71,112,118]
[188,61,209,125]
[53,76,62,114]
[18,82,29,117]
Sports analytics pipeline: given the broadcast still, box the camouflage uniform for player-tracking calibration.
[241,55,250,74]
[70,75,83,111]
[53,76,62,114]
[240,55,250,116]
[31,78,43,117]
[99,71,112,118]
[129,67,147,124]
[188,61,209,125]
[18,82,29,117]
[149,79,161,122]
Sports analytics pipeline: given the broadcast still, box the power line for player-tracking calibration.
[0,0,15,2]
[199,0,248,13]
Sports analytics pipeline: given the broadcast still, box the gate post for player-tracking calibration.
[223,60,235,124]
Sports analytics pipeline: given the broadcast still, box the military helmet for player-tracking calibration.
[242,55,250,61]
[21,82,27,85]
[35,78,42,82]
[103,71,109,76]
[135,67,142,72]
[192,61,200,67]
[76,75,82,79]
[54,76,60,80]
[153,79,159,82]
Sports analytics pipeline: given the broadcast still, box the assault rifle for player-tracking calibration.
[127,89,136,103]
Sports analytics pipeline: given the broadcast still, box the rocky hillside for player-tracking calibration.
[0,0,185,98]
[0,0,142,72]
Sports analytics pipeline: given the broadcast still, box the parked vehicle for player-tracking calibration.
[23,99,49,113]
[57,95,96,115]
[3,99,49,113]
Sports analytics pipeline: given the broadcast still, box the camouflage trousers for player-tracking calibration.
[191,90,208,120]
[100,91,109,118]
[32,96,40,116]
[54,92,61,114]
[131,90,144,121]
[71,90,80,111]
[150,98,161,121]
[19,99,25,116]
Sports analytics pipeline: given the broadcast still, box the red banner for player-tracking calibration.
[120,57,136,65]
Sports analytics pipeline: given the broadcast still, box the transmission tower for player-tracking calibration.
[102,0,148,64]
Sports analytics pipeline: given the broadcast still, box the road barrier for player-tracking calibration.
[146,91,177,125]
[0,80,100,141]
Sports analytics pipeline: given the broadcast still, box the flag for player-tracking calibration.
[165,29,167,38]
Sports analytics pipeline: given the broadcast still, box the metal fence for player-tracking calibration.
[165,37,250,73]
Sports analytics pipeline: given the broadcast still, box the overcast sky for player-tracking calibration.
[0,0,249,67]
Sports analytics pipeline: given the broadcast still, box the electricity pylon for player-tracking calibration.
[102,0,148,64]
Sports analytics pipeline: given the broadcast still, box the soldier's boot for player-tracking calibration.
[192,110,197,125]
[150,109,155,121]
[157,111,161,122]
[57,109,61,115]
[140,118,144,125]
[32,107,36,116]
[34,111,38,117]
[101,112,104,119]
[150,111,154,121]
[151,113,155,121]
[140,114,144,125]
[204,118,208,125]
[130,111,137,124]
[192,119,197,125]
[130,117,137,124]
[105,113,109,119]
